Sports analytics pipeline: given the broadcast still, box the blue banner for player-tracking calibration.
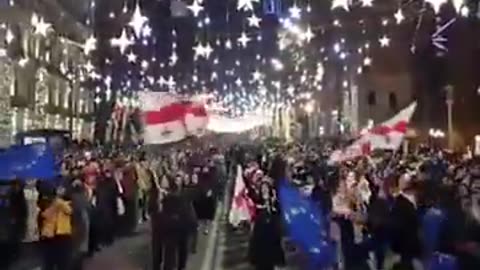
[278,179,336,269]
[0,143,59,181]
[422,207,446,254]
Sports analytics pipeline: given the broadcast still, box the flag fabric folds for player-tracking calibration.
[228,165,255,227]
[207,113,271,133]
[138,92,208,145]
[278,179,336,269]
[0,143,58,181]
[329,102,417,163]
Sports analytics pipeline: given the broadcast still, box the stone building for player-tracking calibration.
[0,0,94,147]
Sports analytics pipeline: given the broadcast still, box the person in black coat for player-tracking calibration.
[367,185,390,270]
[91,169,120,252]
[183,173,200,253]
[0,180,26,269]
[390,182,422,270]
[311,178,332,217]
[151,172,195,270]
[162,174,193,270]
[194,166,216,234]
[150,174,170,270]
[248,181,285,270]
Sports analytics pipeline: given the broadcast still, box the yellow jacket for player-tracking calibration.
[135,163,152,191]
[41,198,73,238]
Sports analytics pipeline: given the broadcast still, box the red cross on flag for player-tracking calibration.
[329,102,417,164]
[229,165,255,227]
[139,92,208,145]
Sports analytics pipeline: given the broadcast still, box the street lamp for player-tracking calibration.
[445,85,454,149]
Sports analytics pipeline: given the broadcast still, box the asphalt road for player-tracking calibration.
[9,221,212,270]
[83,223,212,270]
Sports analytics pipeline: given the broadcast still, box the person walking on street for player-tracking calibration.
[40,185,73,270]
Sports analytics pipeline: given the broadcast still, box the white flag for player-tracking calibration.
[228,165,254,227]
[329,102,417,163]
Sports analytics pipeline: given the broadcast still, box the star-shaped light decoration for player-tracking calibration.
[425,0,448,14]
[83,35,97,54]
[142,24,152,37]
[128,3,148,37]
[361,0,373,7]
[331,0,349,10]
[252,70,262,81]
[225,39,232,49]
[289,4,302,19]
[110,29,133,54]
[363,56,372,66]
[84,61,94,72]
[302,26,315,43]
[32,15,52,36]
[379,35,390,47]
[235,78,242,86]
[394,9,404,24]
[247,14,261,28]
[170,53,178,65]
[188,0,204,17]
[158,77,167,86]
[203,43,213,58]
[237,0,259,11]
[166,76,176,89]
[193,43,205,58]
[126,51,137,63]
[237,32,251,48]
[141,60,149,70]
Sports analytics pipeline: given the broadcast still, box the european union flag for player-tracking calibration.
[422,207,446,254]
[278,179,337,269]
[0,143,59,181]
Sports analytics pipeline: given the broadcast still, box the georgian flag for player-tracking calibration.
[138,92,208,145]
[229,165,255,227]
[329,102,417,164]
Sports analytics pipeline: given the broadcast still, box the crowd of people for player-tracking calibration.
[1,139,480,270]
[0,144,226,270]
[229,143,480,270]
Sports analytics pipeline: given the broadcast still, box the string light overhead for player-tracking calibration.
[237,0,260,11]
[331,0,349,11]
[128,3,148,37]
[110,29,133,54]
[188,0,204,17]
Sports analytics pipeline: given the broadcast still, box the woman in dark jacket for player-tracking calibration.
[248,181,285,270]
[93,169,120,248]
[194,166,216,234]
[183,173,200,253]
[150,174,170,270]
[151,174,192,270]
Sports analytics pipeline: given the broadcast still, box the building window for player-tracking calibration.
[367,91,376,106]
[389,92,398,110]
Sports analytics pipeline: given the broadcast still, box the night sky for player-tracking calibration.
[11,0,480,141]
